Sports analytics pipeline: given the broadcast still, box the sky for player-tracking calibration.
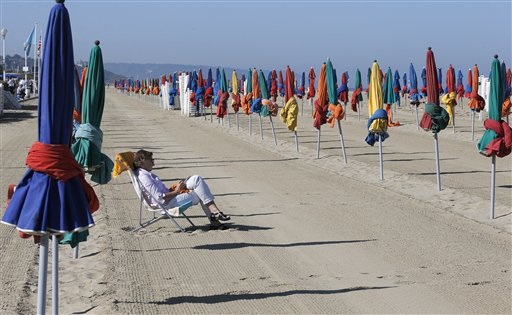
[1,0,511,79]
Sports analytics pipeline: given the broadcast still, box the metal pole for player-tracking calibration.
[1,28,7,82]
[258,114,263,141]
[269,116,277,146]
[452,108,456,134]
[73,244,79,259]
[52,235,59,315]
[415,106,420,131]
[379,136,384,181]
[294,131,299,152]
[434,133,441,192]
[337,120,347,164]
[236,112,239,132]
[471,111,475,141]
[37,235,49,315]
[490,154,496,220]
[316,128,321,159]
[249,114,252,136]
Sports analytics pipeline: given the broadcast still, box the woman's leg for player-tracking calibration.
[186,175,230,221]
[185,175,214,204]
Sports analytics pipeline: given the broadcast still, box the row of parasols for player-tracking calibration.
[116,49,512,222]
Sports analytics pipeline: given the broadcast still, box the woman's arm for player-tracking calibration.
[162,180,187,202]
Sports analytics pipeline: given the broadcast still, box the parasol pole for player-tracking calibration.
[269,116,277,146]
[52,235,59,315]
[258,114,263,141]
[227,112,231,128]
[378,135,384,180]
[301,98,304,116]
[310,98,313,116]
[471,110,475,141]
[490,154,496,219]
[415,106,420,131]
[337,120,347,164]
[37,234,49,315]
[357,102,361,121]
[316,127,321,159]
[249,114,252,136]
[294,131,299,152]
[210,106,213,123]
[236,112,239,132]
[452,108,456,133]
[343,103,347,120]
[434,133,441,191]
[73,244,79,259]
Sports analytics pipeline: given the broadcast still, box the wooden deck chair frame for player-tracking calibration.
[128,169,196,232]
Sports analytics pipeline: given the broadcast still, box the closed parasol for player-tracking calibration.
[456,69,464,104]
[326,59,347,163]
[351,68,363,120]
[393,70,401,107]
[72,41,114,185]
[307,67,316,114]
[280,66,300,151]
[476,55,512,219]
[409,63,421,112]
[438,68,444,94]
[441,64,457,132]
[468,64,485,140]
[216,69,229,126]
[195,69,205,116]
[383,67,400,126]
[231,70,241,131]
[250,68,264,140]
[419,47,449,191]
[420,67,427,98]
[1,1,99,313]
[465,68,473,98]
[259,69,279,146]
[337,71,349,105]
[366,60,389,180]
[313,63,328,158]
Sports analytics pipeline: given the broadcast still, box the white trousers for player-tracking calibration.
[165,175,214,215]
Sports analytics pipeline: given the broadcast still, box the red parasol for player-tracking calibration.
[468,64,485,112]
[313,63,328,130]
[419,47,449,191]
[270,70,278,101]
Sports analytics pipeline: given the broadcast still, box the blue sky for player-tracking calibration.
[1,0,511,78]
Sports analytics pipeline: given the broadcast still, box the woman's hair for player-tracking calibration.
[133,149,153,169]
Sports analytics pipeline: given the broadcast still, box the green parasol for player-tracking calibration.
[477,55,512,219]
[326,59,347,164]
[71,41,113,185]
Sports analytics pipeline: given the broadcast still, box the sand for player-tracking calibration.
[0,90,510,314]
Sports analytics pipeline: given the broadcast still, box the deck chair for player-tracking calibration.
[127,169,196,232]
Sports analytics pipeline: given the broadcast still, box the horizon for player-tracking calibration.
[1,0,511,80]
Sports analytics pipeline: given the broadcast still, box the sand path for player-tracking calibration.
[0,91,510,314]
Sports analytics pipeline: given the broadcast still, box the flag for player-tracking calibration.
[37,36,42,56]
[24,25,36,55]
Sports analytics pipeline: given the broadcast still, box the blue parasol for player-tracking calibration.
[420,67,427,98]
[1,1,99,313]
[393,70,401,107]
[408,63,422,130]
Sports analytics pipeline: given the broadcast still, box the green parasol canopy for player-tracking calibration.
[477,55,511,157]
[383,67,395,104]
[71,41,113,184]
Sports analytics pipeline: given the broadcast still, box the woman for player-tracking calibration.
[133,149,230,227]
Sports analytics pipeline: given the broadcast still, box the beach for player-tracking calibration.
[0,90,510,314]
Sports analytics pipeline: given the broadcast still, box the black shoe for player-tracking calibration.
[209,219,226,230]
[211,212,230,221]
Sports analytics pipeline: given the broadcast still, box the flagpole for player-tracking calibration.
[33,24,37,95]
